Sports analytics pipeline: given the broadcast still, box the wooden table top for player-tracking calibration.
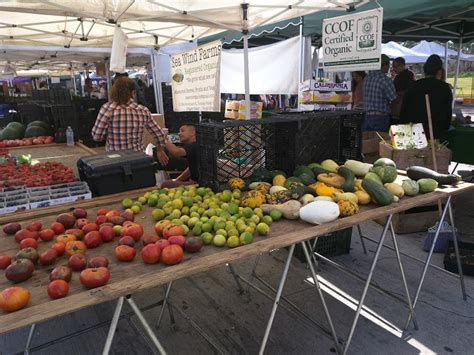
[0,182,472,334]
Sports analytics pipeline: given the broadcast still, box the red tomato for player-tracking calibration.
[79,267,110,288]
[161,245,184,265]
[114,245,136,262]
[19,238,38,250]
[47,280,69,299]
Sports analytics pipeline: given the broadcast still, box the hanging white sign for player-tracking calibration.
[322,8,383,72]
[170,40,221,112]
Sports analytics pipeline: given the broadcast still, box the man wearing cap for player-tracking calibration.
[362,54,397,132]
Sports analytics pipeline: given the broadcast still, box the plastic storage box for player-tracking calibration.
[77,150,157,196]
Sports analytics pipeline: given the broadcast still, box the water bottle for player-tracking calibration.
[66,126,74,146]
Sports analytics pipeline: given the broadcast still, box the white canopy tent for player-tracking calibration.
[411,40,474,62]
[0,0,368,117]
[381,41,429,64]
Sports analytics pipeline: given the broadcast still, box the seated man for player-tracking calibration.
[161,124,198,188]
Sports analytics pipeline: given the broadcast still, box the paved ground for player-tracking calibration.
[1,187,473,355]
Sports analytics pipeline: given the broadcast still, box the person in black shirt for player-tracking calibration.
[400,55,453,139]
[392,57,416,120]
[161,124,198,188]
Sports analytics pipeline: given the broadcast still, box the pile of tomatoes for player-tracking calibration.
[0,161,76,188]
[0,136,54,148]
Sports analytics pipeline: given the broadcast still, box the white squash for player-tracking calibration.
[314,196,333,202]
[299,201,340,225]
[343,160,372,177]
[269,185,287,194]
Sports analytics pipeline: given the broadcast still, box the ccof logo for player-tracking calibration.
[362,21,373,34]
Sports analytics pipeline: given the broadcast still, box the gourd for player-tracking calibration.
[272,175,286,187]
[299,201,340,224]
[249,181,271,190]
[364,172,383,185]
[370,166,398,183]
[401,179,419,196]
[261,200,302,220]
[317,173,345,188]
[417,178,438,193]
[228,178,245,190]
[343,160,372,177]
[407,166,460,185]
[337,166,355,192]
[311,166,331,177]
[384,183,404,198]
[314,196,334,202]
[355,190,371,205]
[332,192,359,204]
[269,186,287,194]
[354,179,365,191]
[362,179,394,206]
[266,190,292,205]
[320,159,339,173]
[299,194,315,206]
[337,200,359,217]
[294,165,314,178]
[299,173,316,185]
[373,158,397,168]
[284,177,303,190]
[240,190,266,208]
[289,186,317,200]
[309,182,340,197]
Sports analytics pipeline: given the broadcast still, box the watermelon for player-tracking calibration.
[6,121,25,136]
[27,120,51,131]
[0,127,23,140]
[24,125,48,138]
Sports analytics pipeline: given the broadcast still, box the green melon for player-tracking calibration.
[293,165,314,178]
[0,127,23,140]
[6,121,25,136]
[27,120,51,131]
[24,125,48,138]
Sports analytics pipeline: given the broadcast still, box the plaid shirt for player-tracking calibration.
[363,70,396,114]
[92,99,166,152]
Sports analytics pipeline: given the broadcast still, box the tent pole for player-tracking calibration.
[105,60,112,101]
[452,36,463,106]
[243,34,251,119]
[299,22,304,83]
[444,42,448,82]
[71,66,77,95]
[150,49,164,114]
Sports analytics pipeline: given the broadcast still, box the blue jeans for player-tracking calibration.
[363,114,390,132]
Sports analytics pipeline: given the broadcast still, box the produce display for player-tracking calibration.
[0,161,75,188]
[0,121,54,148]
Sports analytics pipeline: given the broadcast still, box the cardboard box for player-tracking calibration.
[301,91,352,104]
[224,100,263,120]
[379,142,452,173]
[143,114,165,146]
[362,132,390,155]
[300,80,352,92]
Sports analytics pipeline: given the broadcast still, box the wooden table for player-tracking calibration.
[0,182,472,353]
[7,143,97,177]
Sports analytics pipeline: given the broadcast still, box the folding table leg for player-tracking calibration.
[156,281,174,329]
[448,202,467,300]
[342,214,393,355]
[301,240,340,354]
[404,196,460,329]
[227,263,245,294]
[24,323,36,355]
[103,296,124,355]
[259,244,295,355]
[389,222,418,330]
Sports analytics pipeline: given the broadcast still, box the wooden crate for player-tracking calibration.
[362,132,389,155]
[379,142,452,173]
[375,203,444,234]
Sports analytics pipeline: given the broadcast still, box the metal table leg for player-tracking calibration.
[448,202,467,300]
[404,196,467,329]
[103,295,167,355]
[389,222,418,330]
[227,263,245,294]
[24,323,36,355]
[342,214,393,355]
[259,244,295,355]
[356,224,368,255]
[156,281,174,329]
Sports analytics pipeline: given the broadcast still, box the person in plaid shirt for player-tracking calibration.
[92,77,168,165]
[363,54,397,132]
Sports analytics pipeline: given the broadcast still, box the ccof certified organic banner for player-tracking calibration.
[322,8,383,72]
[170,40,222,112]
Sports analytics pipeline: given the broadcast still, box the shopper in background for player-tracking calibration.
[91,77,169,165]
[351,71,366,110]
[161,124,198,188]
[400,54,453,139]
[391,57,416,121]
[84,78,93,97]
[363,54,397,132]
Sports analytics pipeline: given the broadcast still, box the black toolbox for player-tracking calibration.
[77,150,157,196]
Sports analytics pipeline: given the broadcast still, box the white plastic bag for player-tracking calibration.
[110,27,128,73]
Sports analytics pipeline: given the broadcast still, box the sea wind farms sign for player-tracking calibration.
[170,40,221,112]
[322,8,383,72]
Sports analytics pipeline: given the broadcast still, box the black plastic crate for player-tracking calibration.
[17,103,45,125]
[272,111,363,174]
[77,150,157,196]
[196,118,279,190]
[293,228,353,261]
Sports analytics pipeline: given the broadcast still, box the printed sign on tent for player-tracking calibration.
[322,8,383,72]
[170,40,222,112]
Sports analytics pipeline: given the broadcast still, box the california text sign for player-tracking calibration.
[170,40,222,112]
[322,8,383,72]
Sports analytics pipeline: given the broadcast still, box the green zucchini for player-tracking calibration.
[311,166,331,177]
[338,166,355,192]
[406,166,460,185]
[362,178,394,206]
